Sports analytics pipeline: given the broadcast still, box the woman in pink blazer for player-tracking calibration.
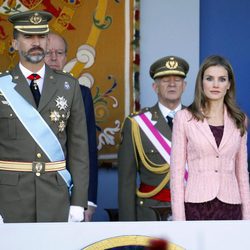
[170,55,250,220]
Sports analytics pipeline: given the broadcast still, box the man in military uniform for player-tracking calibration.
[118,55,189,221]
[0,10,89,223]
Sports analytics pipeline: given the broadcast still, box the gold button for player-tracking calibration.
[37,153,42,158]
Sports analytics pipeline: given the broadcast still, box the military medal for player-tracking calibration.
[58,121,66,132]
[64,82,70,90]
[51,97,69,132]
[33,82,38,90]
[55,96,68,110]
[50,110,61,122]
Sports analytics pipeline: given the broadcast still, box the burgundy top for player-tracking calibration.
[209,125,224,147]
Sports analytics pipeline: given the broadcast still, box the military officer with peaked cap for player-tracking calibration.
[118,55,189,221]
[0,10,89,223]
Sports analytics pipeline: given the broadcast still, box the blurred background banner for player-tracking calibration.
[0,0,140,163]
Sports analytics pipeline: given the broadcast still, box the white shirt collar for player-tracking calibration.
[158,102,182,118]
[19,62,45,80]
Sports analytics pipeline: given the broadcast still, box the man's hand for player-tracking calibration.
[84,205,96,222]
[68,206,84,222]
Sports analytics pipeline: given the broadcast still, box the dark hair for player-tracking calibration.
[13,29,19,39]
[187,55,246,136]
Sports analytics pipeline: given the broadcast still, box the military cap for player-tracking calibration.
[8,10,52,34]
[149,56,189,79]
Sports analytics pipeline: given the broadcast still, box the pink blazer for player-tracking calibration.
[170,108,250,220]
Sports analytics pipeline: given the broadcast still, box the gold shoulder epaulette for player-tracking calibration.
[129,107,149,117]
[0,70,11,77]
[54,70,76,79]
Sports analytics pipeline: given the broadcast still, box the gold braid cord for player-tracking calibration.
[129,117,170,198]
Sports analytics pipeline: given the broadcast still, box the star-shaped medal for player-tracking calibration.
[55,96,68,110]
[58,120,66,132]
[50,110,61,122]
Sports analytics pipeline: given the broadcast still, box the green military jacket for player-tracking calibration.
[118,104,179,221]
[0,65,89,222]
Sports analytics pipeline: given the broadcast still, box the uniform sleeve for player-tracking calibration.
[170,110,187,220]
[67,80,89,208]
[118,117,138,221]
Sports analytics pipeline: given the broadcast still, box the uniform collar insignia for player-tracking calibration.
[152,111,159,120]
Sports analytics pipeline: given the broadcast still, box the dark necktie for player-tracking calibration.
[28,73,41,107]
[166,115,173,130]
[166,111,176,130]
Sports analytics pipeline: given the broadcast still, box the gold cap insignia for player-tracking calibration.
[166,57,178,70]
[30,13,42,25]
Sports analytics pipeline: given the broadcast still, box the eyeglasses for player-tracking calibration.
[45,50,66,57]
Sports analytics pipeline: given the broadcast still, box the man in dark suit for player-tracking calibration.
[45,32,98,221]
[118,56,189,221]
[0,10,89,223]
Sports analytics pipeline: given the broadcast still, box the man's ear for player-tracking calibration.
[152,82,158,94]
[182,80,187,91]
[12,39,18,51]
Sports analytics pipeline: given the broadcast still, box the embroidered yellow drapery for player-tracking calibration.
[0,0,140,162]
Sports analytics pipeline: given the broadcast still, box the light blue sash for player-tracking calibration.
[0,74,72,190]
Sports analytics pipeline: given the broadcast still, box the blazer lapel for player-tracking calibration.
[195,117,219,153]
[218,107,235,151]
[11,65,36,107]
[38,66,57,112]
